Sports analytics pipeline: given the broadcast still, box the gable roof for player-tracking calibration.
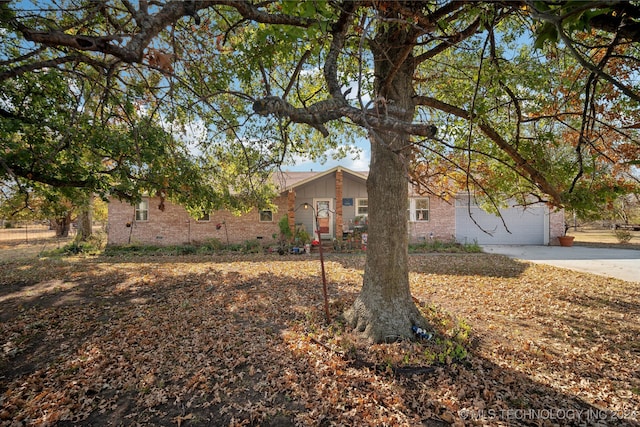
[274,166,368,193]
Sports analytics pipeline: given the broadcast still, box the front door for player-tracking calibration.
[313,198,333,240]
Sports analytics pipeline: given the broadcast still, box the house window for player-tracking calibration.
[415,198,429,221]
[259,210,273,222]
[135,199,149,221]
[356,198,368,216]
[196,211,210,222]
[409,198,429,221]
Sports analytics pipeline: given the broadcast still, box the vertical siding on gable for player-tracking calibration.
[341,175,368,229]
[295,173,337,199]
[342,175,368,198]
[336,170,343,234]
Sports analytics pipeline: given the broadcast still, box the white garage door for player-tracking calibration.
[455,201,546,245]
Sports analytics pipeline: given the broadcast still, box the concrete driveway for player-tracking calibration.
[482,245,640,283]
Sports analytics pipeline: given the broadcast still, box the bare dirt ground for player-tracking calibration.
[1,247,639,426]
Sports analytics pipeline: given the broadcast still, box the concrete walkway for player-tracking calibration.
[482,245,640,283]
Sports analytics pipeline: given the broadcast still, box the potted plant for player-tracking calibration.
[558,224,575,247]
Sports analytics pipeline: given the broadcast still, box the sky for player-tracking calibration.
[284,140,371,172]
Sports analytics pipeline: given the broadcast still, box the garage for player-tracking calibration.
[455,199,548,245]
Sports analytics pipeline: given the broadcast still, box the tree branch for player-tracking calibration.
[216,0,314,26]
[3,163,92,189]
[526,1,640,103]
[252,96,344,137]
[415,16,481,64]
[0,54,109,82]
[414,95,564,205]
[252,96,437,139]
[283,50,311,99]
[324,1,358,99]
[6,0,313,68]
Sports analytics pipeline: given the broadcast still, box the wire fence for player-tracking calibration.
[0,221,82,245]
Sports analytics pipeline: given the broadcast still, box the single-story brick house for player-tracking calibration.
[107,166,565,247]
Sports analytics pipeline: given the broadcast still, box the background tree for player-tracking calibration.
[411,10,640,219]
[0,183,79,237]
[0,14,277,229]
[1,1,638,342]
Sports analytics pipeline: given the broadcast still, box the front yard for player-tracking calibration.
[1,251,638,426]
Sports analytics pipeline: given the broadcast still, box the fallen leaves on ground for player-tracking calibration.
[0,252,639,426]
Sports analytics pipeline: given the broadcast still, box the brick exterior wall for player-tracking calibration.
[107,196,288,246]
[548,207,566,245]
[107,169,564,247]
[107,195,473,246]
[408,196,457,243]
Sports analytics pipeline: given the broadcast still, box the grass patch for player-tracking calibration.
[409,238,481,253]
[100,238,482,258]
[102,239,267,257]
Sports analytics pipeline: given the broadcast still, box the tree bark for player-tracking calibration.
[345,12,428,342]
[54,213,72,238]
[77,206,93,241]
[344,130,426,342]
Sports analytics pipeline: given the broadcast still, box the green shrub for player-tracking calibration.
[85,230,107,249]
[294,225,311,244]
[243,239,262,253]
[278,216,293,240]
[42,231,107,256]
[418,305,472,365]
[462,240,482,252]
[103,244,163,256]
[178,245,197,255]
[227,243,243,252]
[50,240,102,256]
[614,229,633,243]
[200,238,224,251]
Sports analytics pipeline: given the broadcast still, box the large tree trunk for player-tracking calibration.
[345,12,427,342]
[77,204,93,241]
[54,213,72,238]
[345,132,427,342]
